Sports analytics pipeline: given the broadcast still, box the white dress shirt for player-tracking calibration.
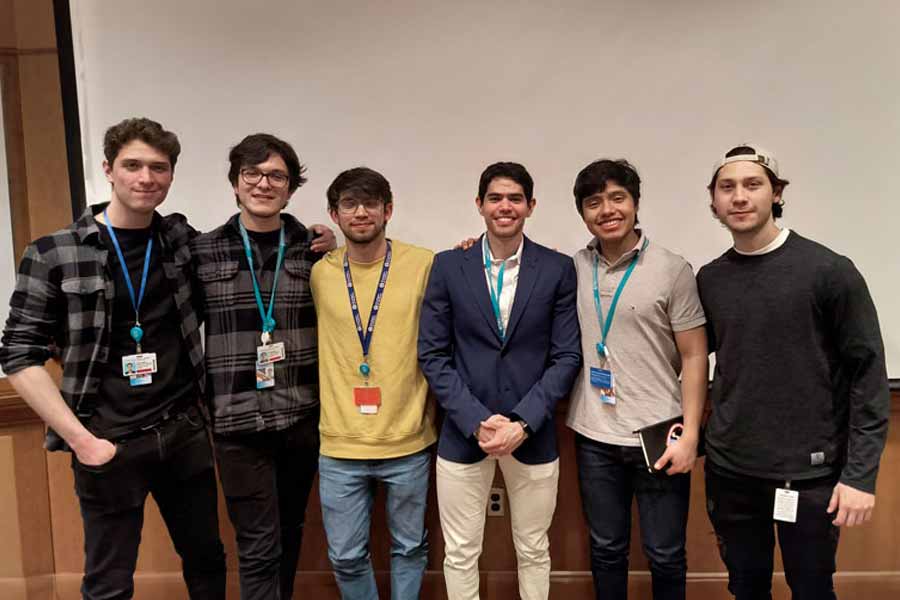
[482,235,524,335]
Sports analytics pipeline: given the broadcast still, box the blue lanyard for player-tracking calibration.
[238,222,286,342]
[592,237,648,358]
[103,209,153,351]
[483,238,508,340]
[343,240,392,378]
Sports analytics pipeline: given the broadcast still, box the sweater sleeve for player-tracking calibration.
[821,256,890,493]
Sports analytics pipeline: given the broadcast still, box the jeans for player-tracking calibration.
[705,465,840,600]
[214,416,320,600]
[575,434,690,600]
[72,407,226,600]
[319,449,431,600]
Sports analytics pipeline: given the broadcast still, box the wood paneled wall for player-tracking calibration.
[1,1,899,598]
[3,396,899,599]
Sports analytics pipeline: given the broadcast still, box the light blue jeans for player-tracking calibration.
[319,449,431,600]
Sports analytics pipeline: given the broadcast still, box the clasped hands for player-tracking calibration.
[477,414,528,456]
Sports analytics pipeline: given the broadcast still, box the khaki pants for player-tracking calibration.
[436,455,560,600]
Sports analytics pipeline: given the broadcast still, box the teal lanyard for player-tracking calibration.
[483,238,508,340]
[103,209,153,352]
[592,238,648,358]
[238,222,286,343]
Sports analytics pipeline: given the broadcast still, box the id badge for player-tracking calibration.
[589,367,616,405]
[257,342,286,365]
[122,353,158,377]
[256,362,275,389]
[773,487,799,523]
[354,386,382,415]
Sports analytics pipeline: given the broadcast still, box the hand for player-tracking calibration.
[653,433,698,475]
[827,482,875,527]
[479,420,527,456]
[309,224,337,253]
[454,237,478,251]
[475,414,510,444]
[72,435,117,467]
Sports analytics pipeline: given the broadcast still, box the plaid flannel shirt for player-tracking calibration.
[0,203,205,451]
[191,213,320,435]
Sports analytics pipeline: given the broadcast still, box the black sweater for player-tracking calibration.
[697,231,889,492]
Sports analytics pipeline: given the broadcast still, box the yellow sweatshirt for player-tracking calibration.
[311,240,436,459]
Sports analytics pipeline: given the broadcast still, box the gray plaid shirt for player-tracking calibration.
[191,214,320,435]
[0,204,205,451]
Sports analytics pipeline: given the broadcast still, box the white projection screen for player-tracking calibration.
[68,0,900,377]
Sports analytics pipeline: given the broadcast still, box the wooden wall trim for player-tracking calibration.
[0,385,897,428]
[0,381,40,426]
[30,569,900,600]
[0,47,57,56]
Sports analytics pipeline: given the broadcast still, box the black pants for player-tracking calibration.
[705,465,840,600]
[214,416,319,600]
[72,407,226,600]
[576,434,690,600]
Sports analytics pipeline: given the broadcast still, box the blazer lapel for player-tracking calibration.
[462,236,503,341]
[503,236,538,345]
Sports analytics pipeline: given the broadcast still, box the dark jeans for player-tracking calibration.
[575,434,690,600]
[705,465,840,600]
[214,416,319,600]
[72,407,226,600]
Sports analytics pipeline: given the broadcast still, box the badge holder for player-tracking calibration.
[256,325,285,390]
[590,365,616,405]
[774,481,799,523]
[122,324,157,387]
[353,360,382,414]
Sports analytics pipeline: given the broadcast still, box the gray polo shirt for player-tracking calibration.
[566,233,706,446]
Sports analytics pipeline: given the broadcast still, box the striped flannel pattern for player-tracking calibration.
[191,213,321,435]
[0,204,205,450]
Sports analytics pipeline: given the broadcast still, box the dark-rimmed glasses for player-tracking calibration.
[337,197,384,214]
[240,168,289,189]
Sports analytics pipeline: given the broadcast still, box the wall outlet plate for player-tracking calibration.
[488,487,505,517]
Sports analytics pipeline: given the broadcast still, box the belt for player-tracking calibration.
[111,405,201,442]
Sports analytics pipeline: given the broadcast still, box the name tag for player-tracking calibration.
[354,386,382,415]
[773,487,799,523]
[257,342,286,365]
[590,367,616,405]
[256,362,275,389]
[123,353,157,386]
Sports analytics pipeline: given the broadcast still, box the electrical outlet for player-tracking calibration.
[487,487,505,516]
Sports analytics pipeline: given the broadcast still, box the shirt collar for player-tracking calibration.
[482,234,524,267]
[589,229,647,267]
[734,227,790,256]
[77,202,163,247]
[227,212,308,244]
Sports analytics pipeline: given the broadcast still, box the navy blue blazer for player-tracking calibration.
[417,235,582,464]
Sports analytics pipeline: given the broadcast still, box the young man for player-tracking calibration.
[698,144,890,600]
[566,160,707,600]
[311,167,436,599]
[418,162,582,600]
[0,118,226,599]
[192,133,333,600]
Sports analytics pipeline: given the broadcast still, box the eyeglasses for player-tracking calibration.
[240,168,290,189]
[336,197,385,214]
